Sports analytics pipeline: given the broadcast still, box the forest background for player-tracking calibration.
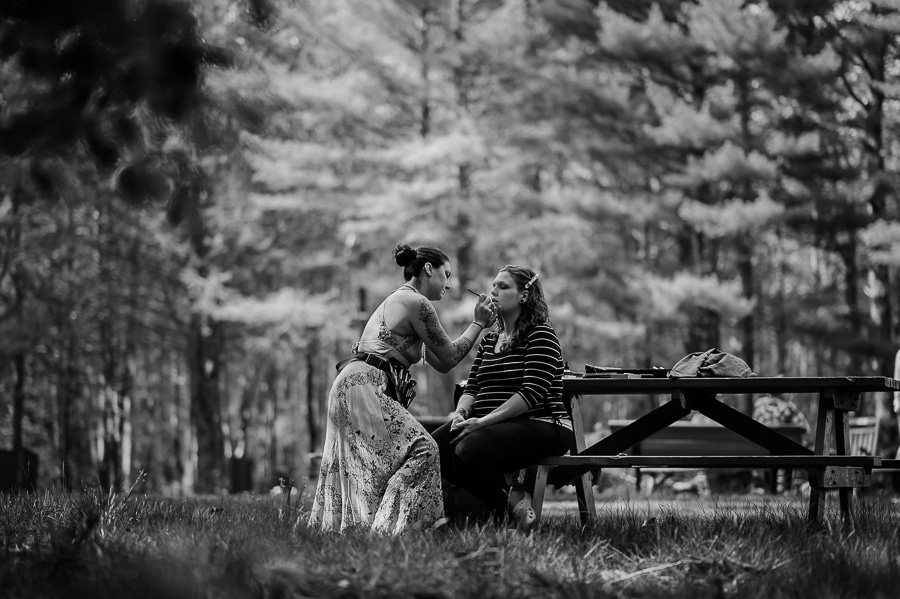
[3,0,900,496]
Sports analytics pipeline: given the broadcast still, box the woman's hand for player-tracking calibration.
[449,412,466,431]
[450,417,487,444]
[473,294,495,328]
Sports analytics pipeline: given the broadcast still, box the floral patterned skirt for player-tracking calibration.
[307,360,444,535]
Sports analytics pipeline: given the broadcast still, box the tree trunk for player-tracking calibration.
[96,203,126,492]
[267,363,279,488]
[685,306,720,354]
[8,174,28,488]
[98,326,124,490]
[859,31,896,449]
[839,229,863,375]
[735,233,755,414]
[12,354,26,489]
[174,351,193,493]
[452,0,475,294]
[189,313,225,493]
[683,230,721,353]
[306,331,322,457]
[418,6,432,138]
[772,234,788,375]
[98,386,123,491]
[58,336,91,491]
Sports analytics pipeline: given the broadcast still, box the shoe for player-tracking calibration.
[430,517,450,531]
[508,490,536,532]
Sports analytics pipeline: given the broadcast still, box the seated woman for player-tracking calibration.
[431,265,574,531]
[307,243,495,535]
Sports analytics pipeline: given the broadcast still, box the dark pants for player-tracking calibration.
[432,417,573,519]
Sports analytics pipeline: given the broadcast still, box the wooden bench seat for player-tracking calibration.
[875,458,900,473]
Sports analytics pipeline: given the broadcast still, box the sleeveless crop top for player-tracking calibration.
[353,290,423,367]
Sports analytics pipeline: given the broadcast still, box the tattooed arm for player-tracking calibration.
[409,297,490,373]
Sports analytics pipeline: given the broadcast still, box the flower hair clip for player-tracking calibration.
[524,273,539,289]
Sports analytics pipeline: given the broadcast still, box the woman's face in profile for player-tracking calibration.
[490,271,521,314]
[426,261,453,301]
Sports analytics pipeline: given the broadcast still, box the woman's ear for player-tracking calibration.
[424,263,433,277]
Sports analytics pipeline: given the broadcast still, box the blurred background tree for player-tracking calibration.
[3,0,900,494]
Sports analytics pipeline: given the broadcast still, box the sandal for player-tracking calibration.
[430,517,450,531]
[508,490,536,532]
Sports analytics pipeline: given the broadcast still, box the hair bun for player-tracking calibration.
[394,243,417,267]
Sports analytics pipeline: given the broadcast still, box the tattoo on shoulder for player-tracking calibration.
[419,302,448,347]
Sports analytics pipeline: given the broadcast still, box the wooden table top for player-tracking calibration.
[562,375,898,395]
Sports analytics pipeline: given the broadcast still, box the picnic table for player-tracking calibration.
[533,374,898,525]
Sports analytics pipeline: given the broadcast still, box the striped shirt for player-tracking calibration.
[465,324,572,430]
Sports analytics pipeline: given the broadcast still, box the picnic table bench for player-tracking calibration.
[530,373,897,525]
[606,419,807,493]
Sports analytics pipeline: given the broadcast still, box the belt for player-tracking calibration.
[335,352,393,373]
[335,352,416,409]
[356,352,391,371]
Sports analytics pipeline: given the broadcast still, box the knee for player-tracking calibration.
[413,435,440,464]
[451,438,485,468]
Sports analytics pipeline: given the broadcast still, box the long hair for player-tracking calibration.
[393,244,449,280]
[498,265,549,351]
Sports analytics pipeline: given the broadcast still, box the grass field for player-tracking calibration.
[2,482,900,598]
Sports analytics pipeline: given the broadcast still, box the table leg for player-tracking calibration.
[574,471,597,525]
[532,465,549,522]
[839,488,851,519]
[812,396,835,457]
[809,391,857,523]
[808,395,835,523]
[808,472,825,523]
[834,408,849,455]
[834,409,853,521]
[549,398,690,486]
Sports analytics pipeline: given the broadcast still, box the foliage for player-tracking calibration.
[5,0,900,492]
[0,0,225,215]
